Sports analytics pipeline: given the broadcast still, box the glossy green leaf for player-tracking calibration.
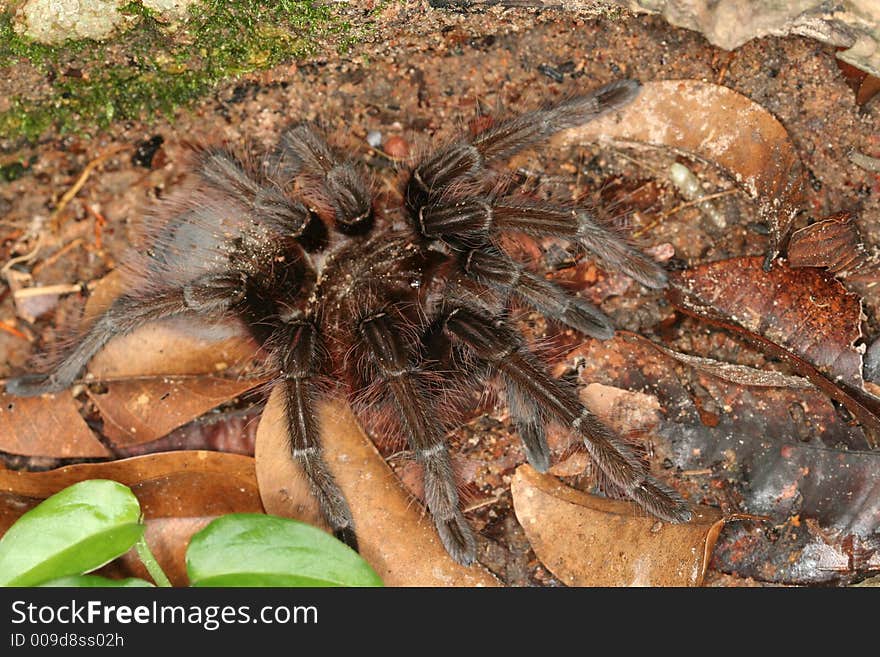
[0,480,144,587]
[39,575,154,587]
[187,513,383,587]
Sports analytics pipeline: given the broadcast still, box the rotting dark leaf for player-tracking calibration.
[0,451,262,586]
[511,465,724,586]
[558,334,880,583]
[557,80,805,266]
[255,391,500,587]
[667,256,880,447]
[787,212,868,276]
[0,391,109,458]
[712,519,880,584]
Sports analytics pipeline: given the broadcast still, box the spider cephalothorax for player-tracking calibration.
[7,79,692,565]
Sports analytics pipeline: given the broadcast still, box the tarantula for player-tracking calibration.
[7,79,691,565]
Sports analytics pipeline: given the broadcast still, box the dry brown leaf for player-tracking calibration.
[88,377,261,447]
[256,390,499,587]
[581,382,662,434]
[0,451,260,523]
[0,391,109,458]
[558,79,805,265]
[87,321,260,381]
[511,465,724,587]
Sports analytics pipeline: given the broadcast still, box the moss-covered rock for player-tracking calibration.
[0,1,359,144]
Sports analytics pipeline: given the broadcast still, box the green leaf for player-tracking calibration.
[187,514,382,587]
[39,575,154,587]
[0,480,144,587]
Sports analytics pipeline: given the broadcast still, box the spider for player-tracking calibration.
[6,79,692,565]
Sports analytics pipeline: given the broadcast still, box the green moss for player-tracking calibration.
[0,14,59,67]
[0,1,357,142]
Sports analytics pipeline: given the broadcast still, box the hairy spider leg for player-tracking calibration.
[443,305,693,524]
[271,319,357,549]
[419,198,667,289]
[356,308,476,565]
[462,244,615,339]
[278,124,374,234]
[505,376,551,472]
[406,79,641,208]
[5,272,245,397]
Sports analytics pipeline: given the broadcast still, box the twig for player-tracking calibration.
[463,495,503,512]
[12,282,90,300]
[31,238,85,275]
[1,235,44,276]
[680,468,714,476]
[365,144,406,165]
[0,320,28,341]
[715,51,736,85]
[850,150,880,173]
[632,189,738,238]
[84,203,106,250]
[49,145,127,231]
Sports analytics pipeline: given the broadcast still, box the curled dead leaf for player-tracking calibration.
[557,79,805,265]
[511,465,724,586]
[787,212,868,276]
[255,390,499,587]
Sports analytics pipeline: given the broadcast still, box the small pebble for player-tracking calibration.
[132,135,164,169]
[865,336,880,383]
[384,135,410,159]
[366,130,383,148]
[538,64,564,82]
